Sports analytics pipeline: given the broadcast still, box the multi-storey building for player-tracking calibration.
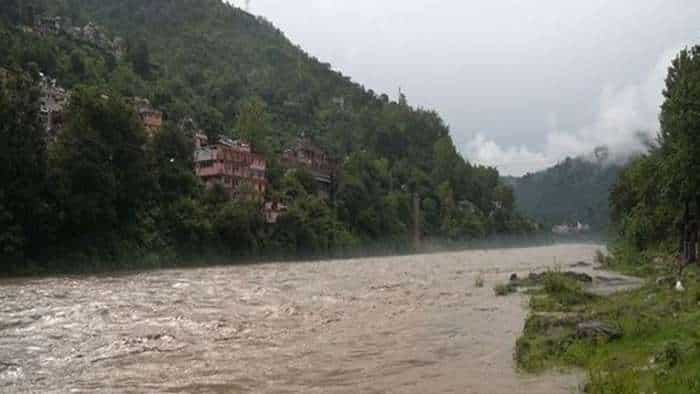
[281,138,337,197]
[194,134,267,197]
[38,74,69,142]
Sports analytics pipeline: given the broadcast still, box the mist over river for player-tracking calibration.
[0,244,613,393]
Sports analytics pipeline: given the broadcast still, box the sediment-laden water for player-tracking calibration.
[0,244,629,393]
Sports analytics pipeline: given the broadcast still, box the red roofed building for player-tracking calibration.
[194,133,267,197]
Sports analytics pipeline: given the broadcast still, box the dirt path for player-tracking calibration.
[0,244,611,393]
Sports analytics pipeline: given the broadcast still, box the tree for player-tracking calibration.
[0,71,48,263]
[0,0,44,25]
[151,125,201,202]
[127,38,151,79]
[658,46,700,264]
[235,97,270,153]
[212,199,264,255]
[50,87,153,254]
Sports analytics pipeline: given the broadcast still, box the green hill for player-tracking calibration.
[1,0,534,272]
[509,155,624,232]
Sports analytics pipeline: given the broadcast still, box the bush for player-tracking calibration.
[494,282,517,296]
[542,272,593,307]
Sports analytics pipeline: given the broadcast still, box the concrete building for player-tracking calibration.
[194,133,267,197]
[281,138,336,197]
[35,16,65,35]
[38,74,70,142]
[552,222,591,235]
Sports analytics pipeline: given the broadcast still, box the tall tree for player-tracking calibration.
[127,38,151,80]
[150,125,200,202]
[235,97,270,153]
[50,87,153,253]
[659,46,700,264]
[0,70,48,263]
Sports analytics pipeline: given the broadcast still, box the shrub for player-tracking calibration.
[655,341,683,368]
[542,272,593,307]
[494,282,517,296]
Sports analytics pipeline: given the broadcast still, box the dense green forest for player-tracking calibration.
[0,0,534,274]
[611,45,700,267]
[507,155,624,232]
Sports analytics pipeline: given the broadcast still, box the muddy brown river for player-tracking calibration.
[0,244,627,393]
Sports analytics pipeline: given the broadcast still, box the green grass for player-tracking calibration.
[526,271,596,312]
[516,264,700,393]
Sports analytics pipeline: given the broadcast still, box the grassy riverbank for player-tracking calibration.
[515,255,700,393]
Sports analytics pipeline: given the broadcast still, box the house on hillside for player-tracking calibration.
[281,138,337,198]
[38,74,70,142]
[263,201,288,224]
[194,133,267,198]
[131,97,163,136]
[35,16,65,35]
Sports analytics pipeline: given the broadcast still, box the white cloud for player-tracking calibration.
[465,134,553,176]
[463,48,679,176]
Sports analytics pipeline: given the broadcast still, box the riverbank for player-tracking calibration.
[0,244,598,393]
[3,233,605,279]
[514,254,700,393]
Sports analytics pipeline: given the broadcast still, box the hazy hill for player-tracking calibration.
[509,155,624,231]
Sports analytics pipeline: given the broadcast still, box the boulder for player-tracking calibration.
[510,271,592,287]
[570,261,592,268]
[575,321,621,341]
[564,271,593,283]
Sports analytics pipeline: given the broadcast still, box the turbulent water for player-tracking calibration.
[0,244,621,393]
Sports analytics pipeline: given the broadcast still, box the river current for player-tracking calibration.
[0,244,611,393]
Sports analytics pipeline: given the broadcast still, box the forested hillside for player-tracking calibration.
[1,0,533,274]
[611,46,700,264]
[509,155,624,231]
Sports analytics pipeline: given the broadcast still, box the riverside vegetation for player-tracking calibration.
[0,0,535,276]
[513,46,700,393]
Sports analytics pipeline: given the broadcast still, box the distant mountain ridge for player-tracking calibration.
[508,153,625,231]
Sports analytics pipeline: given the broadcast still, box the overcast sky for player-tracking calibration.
[228,1,700,175]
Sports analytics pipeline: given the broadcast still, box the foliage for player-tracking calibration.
[48,86,153,256]
[0,0,535,273]
[540,271,594,309]
[610,46,700,264]
[509,155,624,232]
[516,264,700,394]
[0,69,48,265]
[494,282,517,296]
